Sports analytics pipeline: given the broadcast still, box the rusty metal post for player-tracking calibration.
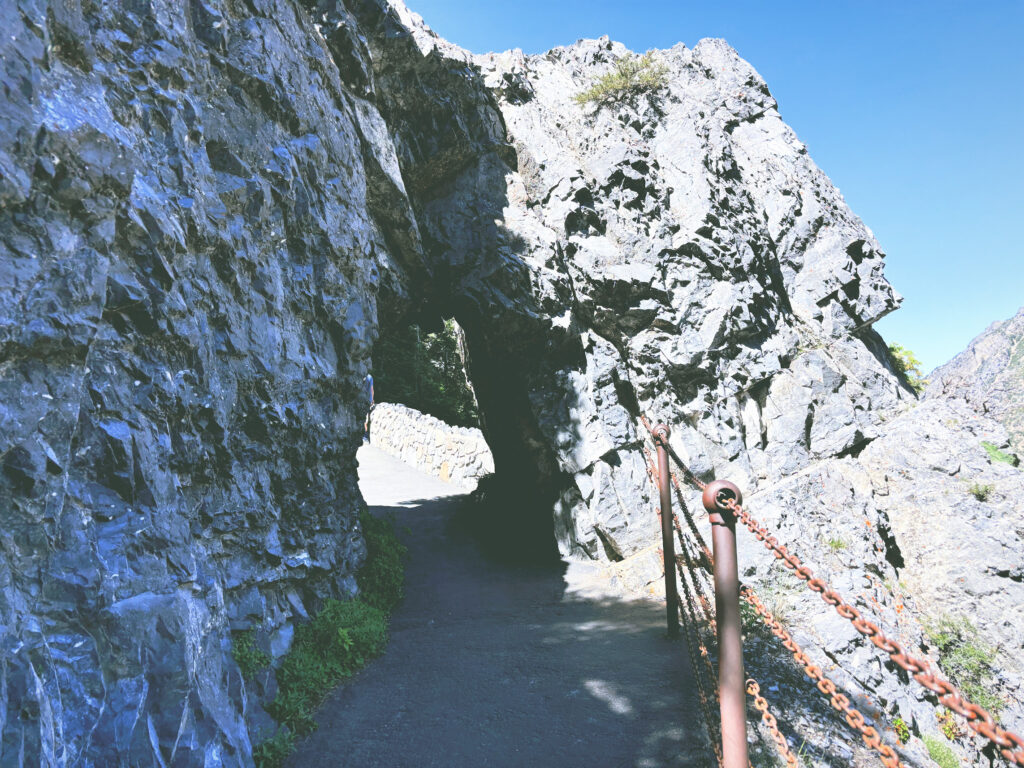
[702,479,748,768]
[653,424,679,638]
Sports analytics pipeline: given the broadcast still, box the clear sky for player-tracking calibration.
[405,0,1023,372]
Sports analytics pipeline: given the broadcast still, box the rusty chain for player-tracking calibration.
[643,414,1024,765]
[646,419,798,768]
[745,679,800,768]
[742,587,904,768]
[724,495,1024,766]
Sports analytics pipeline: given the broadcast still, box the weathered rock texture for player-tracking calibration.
[0,0,416,763]
[2,0,998,764]
[368,402,494,488]
[734,396,1024,764]
[361,7,912,566]
[927,306,1024,455]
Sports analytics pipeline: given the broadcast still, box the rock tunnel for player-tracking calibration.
[0,0,918,762]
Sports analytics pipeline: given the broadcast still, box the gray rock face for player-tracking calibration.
[4,0,982,764]
[360,9,912,563]
[0,0,414,763]
[735,397,1024,764]
[926,306,1024,455]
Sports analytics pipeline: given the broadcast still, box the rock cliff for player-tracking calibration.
[3,0,1010,764]
[927,306,1024,455]
[1,0,412,762]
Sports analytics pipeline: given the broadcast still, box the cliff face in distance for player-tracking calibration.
[3,0,1017,764]
[927,306,1024,455]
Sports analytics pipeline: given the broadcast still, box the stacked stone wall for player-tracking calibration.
[369,403,494,488]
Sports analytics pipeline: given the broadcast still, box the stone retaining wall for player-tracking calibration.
[369,403,494,489]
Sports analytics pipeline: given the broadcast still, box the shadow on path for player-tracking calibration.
[287,447,709,767]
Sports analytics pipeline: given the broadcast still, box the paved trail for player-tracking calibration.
[288,446,707,768]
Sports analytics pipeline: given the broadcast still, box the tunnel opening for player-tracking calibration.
[370,308,563,566]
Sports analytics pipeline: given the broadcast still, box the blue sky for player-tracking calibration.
[405,0,1023,372]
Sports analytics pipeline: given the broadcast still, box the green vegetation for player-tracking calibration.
[968,482,994,501]
[893,716,910,744]
[372,318,479,428]
[740,584,790,640]
[356,509,408,612]
[826,536,847,553]
[232,631,271,679]
[266,599,388,734]
[982,440,1019,467]
[888,343,928,394]
[923,734,959,768]
[253,512,406,767]
[573,53,669,108]
[936,709,960,740]
[253,731,294,768]
[924,614,1001,715]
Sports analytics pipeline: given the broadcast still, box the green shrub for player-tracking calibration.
[253,730,294,768]
[925,615,1001,714]
[827,537,847,552]
[357,510,407,612]
[893,716,910,744]
[254,514,405,760]
[923,734,958,768]
[372,318,479,428]
[981,440,1019,467]
[936,709,960,740]
[266,599,388,734]
[888,343,928,394]
[968,482,994,501]
[573,53,669,108]
[232,631,271,679]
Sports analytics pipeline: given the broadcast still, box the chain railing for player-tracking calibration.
[639,415,1024,768]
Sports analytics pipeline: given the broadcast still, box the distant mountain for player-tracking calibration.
[926,307,1024,454]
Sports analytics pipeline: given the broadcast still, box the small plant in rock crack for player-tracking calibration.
[923,734,959,768]
[231,630,271,679]
[826,536,847,553]
[887,343,928,394]
[936,709,961,740]
[981,440,1020,467]
[968,481,994,501]
[892,716,910,744]
[924,614,1001,715]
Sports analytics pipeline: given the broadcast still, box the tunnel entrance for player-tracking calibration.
[370,312,562,564]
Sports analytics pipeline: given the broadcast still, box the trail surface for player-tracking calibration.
[288,445,705,767]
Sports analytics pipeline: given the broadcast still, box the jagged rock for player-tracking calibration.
[0,0,416,763]
[2,0,998,764]
[926,306,1024,455]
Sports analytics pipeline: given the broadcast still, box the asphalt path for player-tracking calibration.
[288,445,707,767]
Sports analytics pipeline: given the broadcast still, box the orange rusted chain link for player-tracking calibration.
[745,679,800,768]
[742,587,904,768]
[670,470,714,566]
[675,524,717,632]
[728,498,1024,766]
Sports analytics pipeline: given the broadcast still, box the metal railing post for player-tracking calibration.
[653,424,679,638]
[702,479,748,768]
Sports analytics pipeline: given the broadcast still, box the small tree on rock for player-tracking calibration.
[574,53,668,109]
[888,343,928,394]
